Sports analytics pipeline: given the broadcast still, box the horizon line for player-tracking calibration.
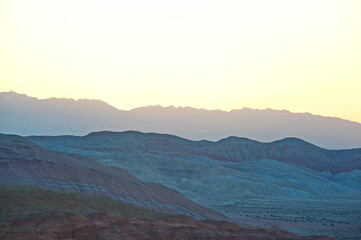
[2,90,361,125]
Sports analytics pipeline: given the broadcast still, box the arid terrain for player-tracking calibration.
[2,1,361,239]
[1,131,360,239]
[214,198,361,240]
[0,186,335,240]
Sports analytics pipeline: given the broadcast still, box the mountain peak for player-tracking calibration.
[218,136,259,144]
[271,137,319,148]
[85,130,146,138]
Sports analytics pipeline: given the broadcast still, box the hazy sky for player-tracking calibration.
[1,0,361,123]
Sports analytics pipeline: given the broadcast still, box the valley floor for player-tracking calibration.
[212,198,361,240]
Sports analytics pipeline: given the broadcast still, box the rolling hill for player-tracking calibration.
[0,133,225,220]
[28,131,361,206]
[0,134,338,239]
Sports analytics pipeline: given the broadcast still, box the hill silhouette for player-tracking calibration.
[1,91,361,149]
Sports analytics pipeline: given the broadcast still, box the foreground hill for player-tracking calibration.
[0,133,224,220]
[2,91,361,149]
[0,185,167,222]
[0,186,334,240]
[28,131,361,206]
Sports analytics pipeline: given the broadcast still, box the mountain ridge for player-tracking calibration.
[4,91,360,125]
[28,129,361,173]
[29,130,360,150]
[2,91,361,149]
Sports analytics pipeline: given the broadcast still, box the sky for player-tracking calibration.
[1,0,361,123]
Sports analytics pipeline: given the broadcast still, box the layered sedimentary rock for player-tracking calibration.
[0,134,224,220]
[0,178,336,240]
[1,212,335,240]
[27,131,361,205]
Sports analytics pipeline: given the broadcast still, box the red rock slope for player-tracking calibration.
[1,212,335,240]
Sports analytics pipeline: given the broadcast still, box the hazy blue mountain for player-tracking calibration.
[332,170,361,190]
[28,131,361,207]
[2,91,361,149]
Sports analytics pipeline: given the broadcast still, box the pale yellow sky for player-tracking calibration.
[1,0,361,123]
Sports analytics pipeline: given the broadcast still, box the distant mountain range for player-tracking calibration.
[1,91,361,149]
[28,131,361,207]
